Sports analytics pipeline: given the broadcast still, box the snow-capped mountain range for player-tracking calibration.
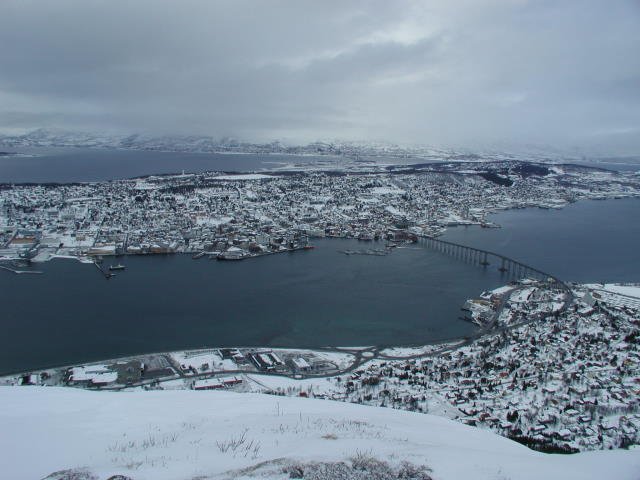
[0,128,609,164]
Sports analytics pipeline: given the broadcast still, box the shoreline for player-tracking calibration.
[2,195,638,269]
[0,272,569,379]
[0,197,635,378]
[2,280,638,454]
[0,334,475,379]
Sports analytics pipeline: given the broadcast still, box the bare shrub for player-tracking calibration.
[41,469,98,480]
[283,463,305,479]
[282,456,432,480]
[215,428,261,459]
[396,460,433,480]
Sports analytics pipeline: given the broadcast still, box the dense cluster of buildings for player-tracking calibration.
[1,160,638,263]
[306,282,640,453]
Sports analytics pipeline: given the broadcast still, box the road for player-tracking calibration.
[96,281,574,393]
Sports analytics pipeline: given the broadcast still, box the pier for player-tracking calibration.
[0,264,43,275]
[92,261,114,279]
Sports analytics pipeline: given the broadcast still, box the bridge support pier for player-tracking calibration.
[499,257,507,273]
[420,235,569,299]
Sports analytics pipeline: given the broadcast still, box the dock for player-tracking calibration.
[0,265,43,275]
[93,261,114,279]
[341,248,389,256]
[217,245,314,261]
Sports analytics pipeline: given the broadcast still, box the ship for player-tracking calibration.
[109,264,126,271]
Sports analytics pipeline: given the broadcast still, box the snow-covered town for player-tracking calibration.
[0,159,639,265]
[3,280,639,455]
[316,282,640,454]
[3,1,640,478]
[2,153,639,456]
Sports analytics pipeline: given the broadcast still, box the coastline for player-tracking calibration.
[0,265,571,379]
[0,196,636,375]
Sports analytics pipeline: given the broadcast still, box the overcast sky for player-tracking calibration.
[0,0,638,154]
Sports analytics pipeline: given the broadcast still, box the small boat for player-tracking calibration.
[109,264,126,271]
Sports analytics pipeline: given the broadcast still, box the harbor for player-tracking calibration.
[0,196,638,375]
[0,237,504,375]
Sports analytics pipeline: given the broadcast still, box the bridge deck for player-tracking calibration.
[420,235,569,292]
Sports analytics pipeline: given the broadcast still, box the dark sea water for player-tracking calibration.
[2,147,638,183]
[1,198,638,374]
[0,238,505,374]
[0,147,340,183]
[441,198,640,283]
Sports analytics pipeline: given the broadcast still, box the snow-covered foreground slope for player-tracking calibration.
[0,387,638,480]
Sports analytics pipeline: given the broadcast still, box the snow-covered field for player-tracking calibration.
[1,387,638,480]
[379,341,465,357]
[215,174,274,180]
[588,283,640,299]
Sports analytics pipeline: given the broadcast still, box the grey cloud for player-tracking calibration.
[0,0,638,154]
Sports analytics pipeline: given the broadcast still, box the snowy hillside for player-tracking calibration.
[0,388,638,480]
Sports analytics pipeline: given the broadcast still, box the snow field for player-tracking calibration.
[1,387,639,480]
